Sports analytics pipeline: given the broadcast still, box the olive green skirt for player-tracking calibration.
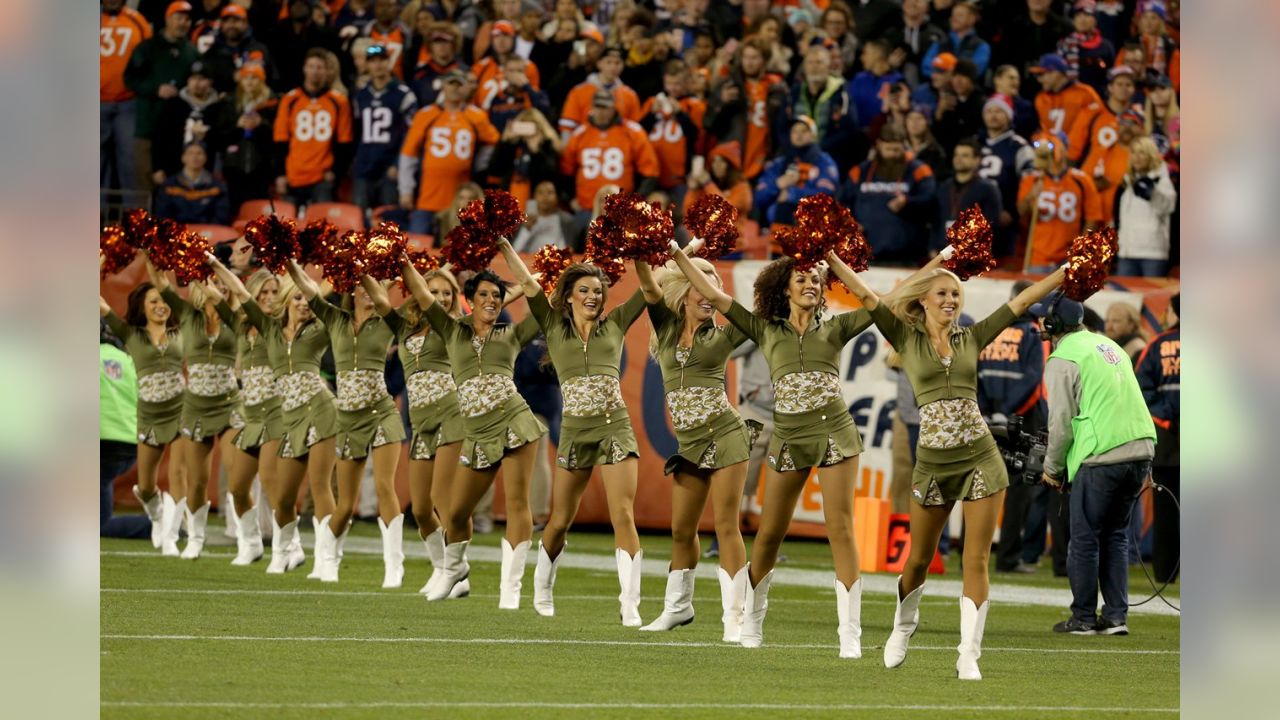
[180,389,241,443]
[911,433,1008,506]
[234,398,285,452]
[408,393,466,461]
[459,394,547,471]
[336,396,408,460]
[557,407,639,470]
[137,394,184,448]
[768,398,864,472]
[664,409,756,476]
[278,391,338,459]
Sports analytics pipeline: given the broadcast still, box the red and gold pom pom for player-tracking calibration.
[784,193,862,271]
[440,223,499,274]
[942,205,997,280]
[317,230,367,293]
[583,214,627,283]
[297,219,338,265]
[121,208,155,247]
[600,192,673,265]
[170,230,214,284]
[1062,227,1118,301]
[458,189,527,240]
[141,217,185,270]
[100,225,136,278]
[363,221,409,281]
[243,215,300,274]
[531,245,575,294]
[831,220,872,275]
[684,194,740,260]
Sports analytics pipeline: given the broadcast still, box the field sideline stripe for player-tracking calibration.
[100,633,1178,655]
[100,700,1178,713]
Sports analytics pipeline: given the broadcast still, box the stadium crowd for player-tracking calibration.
[101,0,1180,276]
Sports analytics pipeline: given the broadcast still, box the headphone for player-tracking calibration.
[1039,289,1071,337]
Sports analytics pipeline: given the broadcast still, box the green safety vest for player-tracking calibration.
[1050,330,1156,481]
[100,343,138,444]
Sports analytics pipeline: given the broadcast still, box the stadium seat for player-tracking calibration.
[740,220,768,260]
[236,199,297,224]
[186,224,240,244]
[303,202,366,232]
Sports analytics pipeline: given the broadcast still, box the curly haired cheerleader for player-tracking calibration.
[828,251,1065,680]
[361,269,470,598]
[99,279,187,556]
[209,256,338,576]
[401,255,546,605]
[634,245,754,639]
[499,240,649,626]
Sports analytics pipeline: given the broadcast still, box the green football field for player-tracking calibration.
[101,522,1179,719]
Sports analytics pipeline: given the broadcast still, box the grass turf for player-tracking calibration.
[101,525,1179,719]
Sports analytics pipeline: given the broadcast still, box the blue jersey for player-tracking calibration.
[978,129,1034,214]
[352,80,418,178]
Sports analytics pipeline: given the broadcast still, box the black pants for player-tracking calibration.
[1151,465,1180,583]
[101,440,152,540]
[996,481,1034,569]
[1049,488,1071,576]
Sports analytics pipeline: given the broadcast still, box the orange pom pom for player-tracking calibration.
[684,194,739,260]
[942,205,996,280]
[1062,227,1118,301]
[531,245,575,293]
[100,225,136,278]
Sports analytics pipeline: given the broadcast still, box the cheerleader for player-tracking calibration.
[827,251,1065,679]
[360,269,469,598]
[219,269,284,566]
[400,255,546,605]
[146,261,241,560]
[497,240,646,626]
[668,245,869,657]
[282,261,408,587]
[99,279,187,555]
[208,256,338,576]
[634,245,753,640]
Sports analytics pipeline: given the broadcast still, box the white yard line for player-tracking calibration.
[100,700,1178,713]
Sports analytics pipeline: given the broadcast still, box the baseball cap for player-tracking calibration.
[931,52,958,73]
[442,68,469,84]
[1030,295,1085,326]
[601,45,625,61]
[431,29,458,43]
[1146,73,1173,89]
[188,60,211,78]
[1072,0,1097,15]
[1107,65,1136,81]
[220,4,248,20]
[1119,106,1146,126]
[983,93,1014,120]
[366,44,390,60]
[591,89,616,108]
[166,1,193,19]
[492,20,516,37]
[1030,54,1069,74]
[237,63,266,82]
[580,27,605,45]
[791,114,818,135]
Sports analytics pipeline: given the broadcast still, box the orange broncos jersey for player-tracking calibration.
[366,24,409,79]
[471,56,541,109]
[273,89,353,188]
[1018,168,1103,267]
[400,104,499,212]
[1035,80,1101,136]
[1068,103,1130,224]
[639,95,706,189]
[559,81,642,133]
[742,74,783,179]
[560,120,660,209]
[100,7,152,102]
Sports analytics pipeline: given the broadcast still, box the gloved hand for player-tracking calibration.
[1132,176,1156,201]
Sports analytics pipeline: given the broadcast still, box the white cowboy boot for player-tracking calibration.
[739,567,774,648]
[132,486,164,549]
[231,504,264,566]
[717,566,748,643]
[427,540,471,601]
[419,528,445,595]
[640,568,695,631]
[498,538,531,609]
[532,541,562,617]
[957,597,990,680]
[180,501,211,559]
[266,516,290,574]
[615,549,644,627]
[223,492,239,539]
[161,495,185,557]
[835,577,863,659]
[320,518,344,583]
[379,514,406,589]
[884,576,925,668]
[306,516,324,579]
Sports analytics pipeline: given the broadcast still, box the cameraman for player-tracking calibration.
[1037,295,1156,636]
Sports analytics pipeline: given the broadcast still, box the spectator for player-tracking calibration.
[820,2,860,73]
[487,55,553,134]
[398,68,499,235]
[407,20,468,106]
[204,3,276,94]
[488,106,561,206]
[560,45,642,136]
[704,38,788,181]
[318,47,350,97]
[620,11,668,101]
[868,81,913,142]
[782,45,860,174]
[992,0,1072,99]
[1068,66,1138,225]
[1058,1,1115,97]
[884,0,947,86]
[1103,302,1148,363]
[748,14,794,78]
[101,0,154,192]
[852,0,902,43]
[754,115,839,227]
[100,321,152,540]
[682,141,753,235]
[1032,52,1102,136]
[1143,74,1179,175]
[434,181,483,238]
[911,52,955,116]
[472,20,541,109]
[922,1,990,78]
[560,89,659,220]
[547,25,605,113]
[416,0,485,47]
[1135,293,1179,584]
[1115,136,1176,277]
[151,61,236,183]
[639,59,705,213]
[273,49,354,207]
[1017,132,1102,270]
[154,142,232,225]
[992,64,1040,139]
[351,44,418,210]
[933,137,1002,254]
[362,0,412,81]
[848,40,904,132]
[472,0,525,62]
[512,180,576,252]
[977,93,1035,258]
[125,0,198,192]
[266,0,341,92]
[841,125,937,264]
[335,0,377,36]
[932,58,983,151]
[516,7,550,63]
[224,64,279,210]
[1136,5,1178,83]
[904,106,949,184]
[541,0,586,41]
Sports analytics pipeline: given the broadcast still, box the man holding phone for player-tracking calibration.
[559,46,642,138]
